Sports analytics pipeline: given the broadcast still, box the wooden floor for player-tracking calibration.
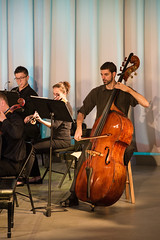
[0,160,160,240]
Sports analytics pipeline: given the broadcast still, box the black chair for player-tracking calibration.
[0,178,16,238]
[39,121,88,188]
[0,142,36,238]
[15,142,36,213]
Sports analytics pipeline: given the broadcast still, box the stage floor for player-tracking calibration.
[0,161,160,240]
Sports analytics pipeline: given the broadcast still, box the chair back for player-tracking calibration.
[18,143,35,179]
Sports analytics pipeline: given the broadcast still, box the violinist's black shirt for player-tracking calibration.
[11,85,41,141]
[12,85,38,119]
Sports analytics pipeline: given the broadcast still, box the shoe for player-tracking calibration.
[17,181,24,187]
[60,193,79,207]
[29,176,43,184]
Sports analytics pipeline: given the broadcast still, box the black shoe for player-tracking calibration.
[29,177,43,184]
[60,193,79,207]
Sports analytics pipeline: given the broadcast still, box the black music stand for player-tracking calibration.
[30,95,73,217]
[0,90,20,106]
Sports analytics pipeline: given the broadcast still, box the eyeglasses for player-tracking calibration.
[14,75,28,81]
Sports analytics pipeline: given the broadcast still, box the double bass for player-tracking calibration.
[75,53,140,207]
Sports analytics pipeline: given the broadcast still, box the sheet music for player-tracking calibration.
[71,151,82,159]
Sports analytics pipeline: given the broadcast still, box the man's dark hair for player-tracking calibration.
[100,62,117,73]
[14,66,28,76]
[0,92,9,105]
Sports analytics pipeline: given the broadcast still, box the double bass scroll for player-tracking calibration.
[122,54,140,82]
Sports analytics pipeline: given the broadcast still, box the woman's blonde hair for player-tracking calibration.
[52,81,71,95]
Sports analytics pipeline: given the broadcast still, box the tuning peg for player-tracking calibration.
[130,75,133,78]
[134,72,137,76]
[122,62,125,66]
[120,67,123,71]
[124,57,127,61]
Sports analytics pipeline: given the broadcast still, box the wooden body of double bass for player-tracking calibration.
[75,105,133,206]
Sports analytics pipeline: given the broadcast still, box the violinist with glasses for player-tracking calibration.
[12,66,41,142]
[26,81,73,184]
[0,92,26,177]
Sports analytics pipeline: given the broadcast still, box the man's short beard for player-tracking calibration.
[105,78,113,85]
[104,75,113,85]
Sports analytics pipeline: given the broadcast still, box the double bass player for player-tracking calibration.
[61,60,149,207]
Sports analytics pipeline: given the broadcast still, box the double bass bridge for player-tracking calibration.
[85,150,103,157]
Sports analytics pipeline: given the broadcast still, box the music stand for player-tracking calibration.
[0,90,20,106]
[30,95,73,217]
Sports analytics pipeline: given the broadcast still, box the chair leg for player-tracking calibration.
[7,201,12,238]
[41,167,49,181]
[58,159,73,188]
[26,179,36,214]
[65,159,72,180]
[125,161,135,204]
[14,192,19,207]
[11,199,14,228]
[41,153,44,166]
[125,170,130,200]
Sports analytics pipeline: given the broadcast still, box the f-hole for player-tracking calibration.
[105,146,110,165]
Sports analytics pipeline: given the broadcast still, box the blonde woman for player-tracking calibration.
[29,81,73,184]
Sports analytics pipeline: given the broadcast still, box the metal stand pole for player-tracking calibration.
[33,112,67,215]
[46,113,54,217]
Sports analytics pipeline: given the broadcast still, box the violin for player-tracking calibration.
[4,98,25,115]
[0,98,25,135]
[75,53,140,207]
